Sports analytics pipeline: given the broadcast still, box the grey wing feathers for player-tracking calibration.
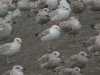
[86,36,97,46]
[0,43,11,53]
[50,9,59,18]
[39,28,50,37]
[38,54,49,64]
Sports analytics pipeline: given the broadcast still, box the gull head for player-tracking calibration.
[14,38,22,44]
[73,67,81,72]
[51,25,61,31]
[12,65,25,72]
[52,51,60,57]
[79,51,88,57]
[43,8,49,13]
[69,16,76,20]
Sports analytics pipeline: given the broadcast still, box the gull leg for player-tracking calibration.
[47,42,51,51]
[52,70,55,75]
[7,56,10,64]
[91,52,95,63]
[73,34,76,42]
[12,11,13,19]
[46,69,49,75]
[12,11,17,24]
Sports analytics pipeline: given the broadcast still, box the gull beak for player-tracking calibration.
[86,55,89,58]
[22,68,26,71]
[58,55,61,57]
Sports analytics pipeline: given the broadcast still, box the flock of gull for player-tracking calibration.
[0,0,100,75]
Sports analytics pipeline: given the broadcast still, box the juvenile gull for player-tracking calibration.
[83,0,100,11]
[0,38,22,63]
[0,19,13,41]
[17,0,31,11]
[58,16,81,41]
[36,8,50,25]
[68,51,89,69]
[37,0,47,9]
[72,67,81,75]
[3,65,25,75]
[0,2,8,18]
[88,33,100,62]
[38,51,62,75]
[91,23,100,32]
[55,66,81,75]
[70,0,85,13]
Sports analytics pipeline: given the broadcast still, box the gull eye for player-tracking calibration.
[16,67,20,69]
[66,8,69,10]
[54,53,57,55]
[81,53,85,56]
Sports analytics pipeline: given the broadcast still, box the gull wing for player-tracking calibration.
[0,43,11,54]
[39,28,50,37]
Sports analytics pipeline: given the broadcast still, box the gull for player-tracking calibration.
[88,33,100,62]
[68,51,89,69]
[91,23,100,32]
[82,31,100,47]
[58,16,81,41]
[55,66,81,75]
[36,25,61,51]
[82,0,100,11]
[70,0,85,13]
[6,8,21,24]
[55,66,73,75]
[50,6,71,22]
[37,0,47,9]
[29,0,39,8]
[72,67,81,75]
[17,0,31,11]
[3,65,25,75]
[38,51,63,75]
[46,0,58,10]
[58,0,71,9]
[0,2,8,18]
[1,0,17,18]
[36,8,50,25]
[40,25,61,41]
[0,38,22,63]
[0,19,13,41]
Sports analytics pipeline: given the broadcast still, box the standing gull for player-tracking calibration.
[0,38,22,63]
[58,16,81,41]
[36,25,61,51]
